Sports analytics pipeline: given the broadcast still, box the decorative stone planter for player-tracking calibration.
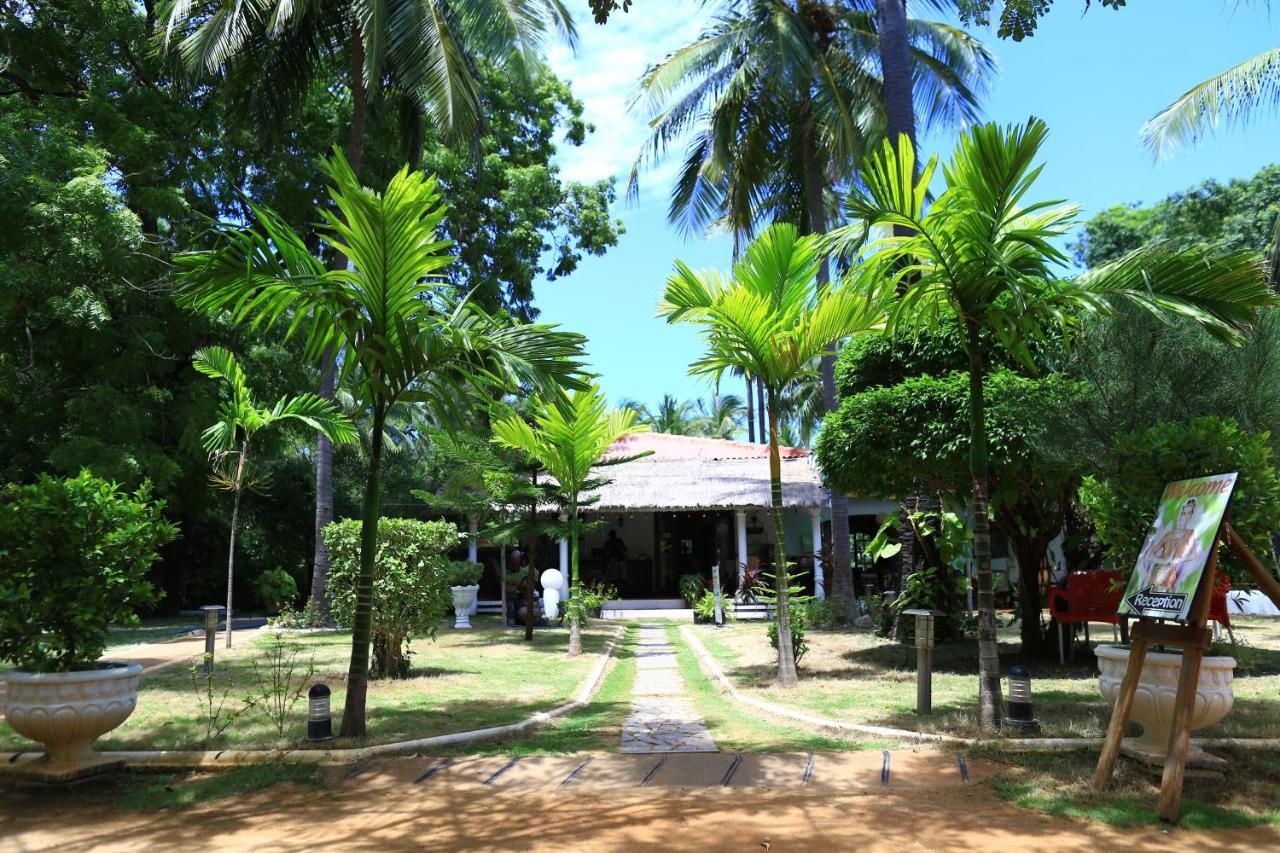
[451,585,480,629]
[4,662,143,776]
[1095,643,1235,770]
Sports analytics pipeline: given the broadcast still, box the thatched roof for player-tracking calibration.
[586,434,826,512]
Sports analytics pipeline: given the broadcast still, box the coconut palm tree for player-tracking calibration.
[631,0,994,604]
[176,150,586,736]
[660,223,882,685]
[1142,47,1280,157]
[493,385,647,656]
[837,117,1278,728]
[693,391,745,439]
[194,346,357,648]
[162,0,577,627]
[622,394,700,435]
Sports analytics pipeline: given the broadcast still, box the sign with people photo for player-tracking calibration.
[1118,472,1239,622]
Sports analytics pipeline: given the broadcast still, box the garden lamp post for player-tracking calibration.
[903,609,937,715]
[199,605,225,674]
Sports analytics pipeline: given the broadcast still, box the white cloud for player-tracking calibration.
[548,1,713,207]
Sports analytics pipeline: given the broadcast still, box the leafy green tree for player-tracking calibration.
[630,0,994,607]
[1081,417,1280,585]
[660,223,882,685]
[622,394,699,435]
[837,118,1277,727]
[493,385,647,655]
[194,346,356,647]
[956,0,1125,41]
[176,152,586,736]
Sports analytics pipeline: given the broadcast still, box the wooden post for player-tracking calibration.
[1155,531,1219,822]
[1224,523,1280,608]
[1092,628,1151,789]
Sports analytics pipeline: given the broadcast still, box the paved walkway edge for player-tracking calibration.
[678,624,1280,752]
[2,625,624,771]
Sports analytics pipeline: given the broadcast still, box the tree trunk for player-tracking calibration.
[307,25,369,624]
[756,379,766,444]
[800,94,855,613]
[965,323,1003,730]
[568,506,582,656]
[1013,534,1047,655]
[745,373,755,443]
[876,0,917,157]
[524,471,539,642]
[225,444,248,649]
[339,405,385,738]
[767,392,798,686]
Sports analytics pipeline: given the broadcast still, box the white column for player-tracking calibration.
[735,510,748,587]
[467,515,478,563]
[809,507,825,600]
[559,512,570,599]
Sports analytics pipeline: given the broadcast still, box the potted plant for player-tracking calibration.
[1095,643,1236,769]
[678,572,706,607]
[447,561,484,629]
[0,472,178,776]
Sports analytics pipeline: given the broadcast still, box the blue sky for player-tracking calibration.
[539,0,1280,408]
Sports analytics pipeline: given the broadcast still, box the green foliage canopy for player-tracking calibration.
[1080,417,1280,585]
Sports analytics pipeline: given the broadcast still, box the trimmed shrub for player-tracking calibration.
[0,471,178,672]
[255,567,298,614]
[323,518,456,679]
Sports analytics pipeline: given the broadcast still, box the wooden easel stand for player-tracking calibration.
[1092,521,1280,822]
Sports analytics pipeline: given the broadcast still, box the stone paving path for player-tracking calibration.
[619,624,718,754]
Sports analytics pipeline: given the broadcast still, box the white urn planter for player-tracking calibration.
[4,662,143,776]
[451,584,480,629]
[1095,643,1235,770]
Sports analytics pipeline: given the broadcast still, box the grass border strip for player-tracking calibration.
[1,625,624,772]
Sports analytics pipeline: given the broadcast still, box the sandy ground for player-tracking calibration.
[3,758,1278,852]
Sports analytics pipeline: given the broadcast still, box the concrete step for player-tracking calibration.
[603,599,687,610]
[603,609,694,621]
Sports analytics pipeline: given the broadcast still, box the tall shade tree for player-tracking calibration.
[1142,46,1280,158]
[836,117,1279,727]
[194,346,357,647]
[630,0,993,606]
[177,151,586,736]
[162,0,578,628]
[660,223,882,684]
[493,385,647,655]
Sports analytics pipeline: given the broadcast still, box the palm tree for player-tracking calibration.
[176,151,586,736]
[693,391,745,439]
[660,223,882,684]
[493,385,647,656]
[838,118,1278,728]
[1142,47,1280,157]
[623,394,700,435]
[162,0,577,626]
[631,0,994,604]
[194,346,356,648]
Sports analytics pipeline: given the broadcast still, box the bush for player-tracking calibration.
[891,565,967,644]
[255,568,298,614]
[562,582,616,627]
[1080,416,1280,584]
[767,601,809,668]
[323,518,456,679]
[693,590,734,622]
[801,596,848,630]
[678,572,705,604]
[446,560,483,587]
[0,471,179,672]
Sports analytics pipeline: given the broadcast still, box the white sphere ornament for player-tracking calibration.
[543,586,560,620]
[540,568,564,592]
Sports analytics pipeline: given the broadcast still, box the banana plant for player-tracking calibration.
[194,346,357,648]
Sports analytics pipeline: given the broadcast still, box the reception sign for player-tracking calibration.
[1118,472,1238,622]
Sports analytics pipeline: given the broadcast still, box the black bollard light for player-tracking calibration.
[307,684,334,742]
[1005,664,1040,732]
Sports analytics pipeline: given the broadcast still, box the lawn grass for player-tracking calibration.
[453,622,638,756]
[112,763,324,812]
[0,618,616,752]
[105,617,204,651]
[976,744,1280,830]
[668,625,884,753]
[692,616,1280,740]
